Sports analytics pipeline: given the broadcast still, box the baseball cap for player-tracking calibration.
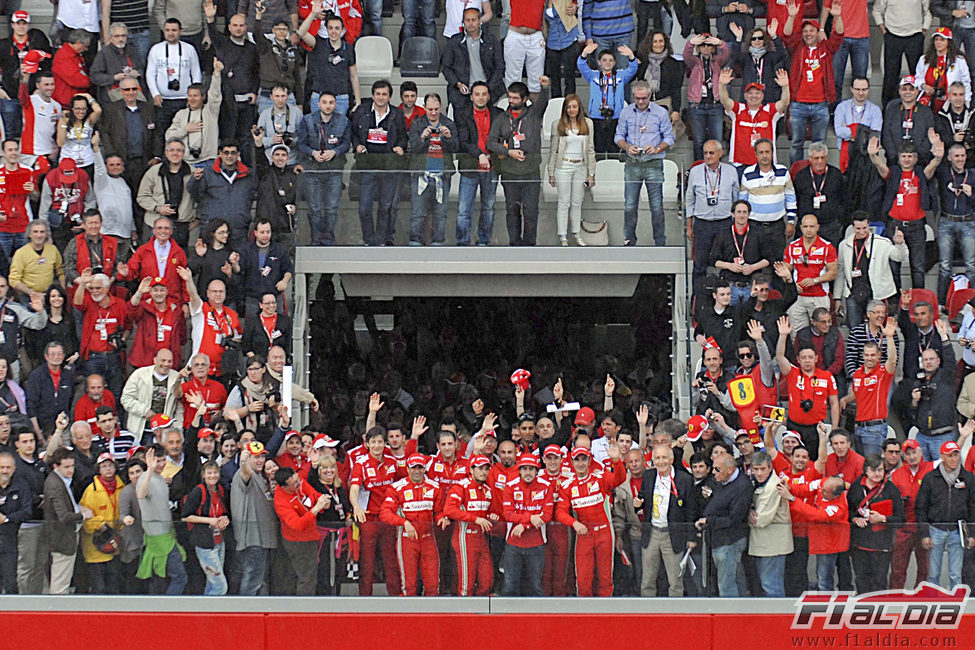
[941,441,961,454]
[734,429,751,442]
[686,414,709,442]
[21,49,50,74]
[469,454,492,468]
[96,452,114,465]
[482,429,498,439]
[543,444,563,457]
[407,453,427,468]
[510,368,531,391]
[11,10,29,22]
[283,430,300,441]
[150,277,166,287]
[802,19,821,30]
[934,26,953,39]
[197,427,216,439]
[574,407,595,427]
[245,441,267,456]
[901,439,921,451]
[782,430,805,447]
[569,446,591,459]
[150,414,172,430]
[744,82,765,93]
[517,453,540,469]
[59,157,77,177]
[126,446,146,459]
[270,143,290,156]
[312,434,340,450]
[900,75,917,87]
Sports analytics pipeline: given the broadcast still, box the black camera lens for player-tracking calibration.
[189,147,202,158]
[168,78,180,91]
[800,399,814,412]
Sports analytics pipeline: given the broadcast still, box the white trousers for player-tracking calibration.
[554,159,587,237]
[504,30,545,92]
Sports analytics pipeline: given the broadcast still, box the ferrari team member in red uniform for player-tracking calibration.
[421,428,469,592]
[380,453,447,596]
[350,426,400,596]
[501,453,554,596]
[777,475,851,591]
[555,443,625,597]
[444,454,497,596]
[0,139,40,255]
[889,438,934,589]
[540,444,572,596]
[489,438,519,493]
[127,276,187,369]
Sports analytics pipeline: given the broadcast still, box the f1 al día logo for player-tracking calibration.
[792,583,969,630]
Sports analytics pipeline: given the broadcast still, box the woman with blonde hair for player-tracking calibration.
[547,94,597,246]
[308,453,352,595]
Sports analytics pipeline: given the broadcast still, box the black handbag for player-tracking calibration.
[93,524,121,555]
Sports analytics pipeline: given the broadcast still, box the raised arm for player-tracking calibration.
[775,315,795,376]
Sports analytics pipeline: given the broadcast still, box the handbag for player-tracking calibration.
[580,220,609,246]
[93,524,121,555]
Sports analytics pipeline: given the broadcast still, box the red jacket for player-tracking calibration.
[380,477,443,535]
[76,293,130,359]
[273,480,323,542]
[277,451,311,480]
[502,476,554,548]
[782,27,844,105]
[444,478,498,532]
[555,460,626,528]
[73,391,116,437]
[127,295,185,368]
[51,43,90,106]
[788,483,850,555]
[488,463,519,494]
[890,461,934,526]
[126,238,189,304]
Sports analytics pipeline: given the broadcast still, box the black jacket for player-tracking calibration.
[916,466,975,534]
[241,311,292,360]
[702,469,755,546]
[693,304,742,364]
[639,468,698,552]
[350,101,408,170]
[254,148,300,234]
[709,223,776,285]
[729,37,787,104]
[635,55,684,113]
[101,99,159,165]
[25,364,76,436]
[0,476,33,552]
[181,483,230,549]
[846,126,886,219]
[14,454,46,521]
[441,30,507,108]
[0,30,52,97]
[793,164,848,232]
[846,476,905,552]
[909,345,957,437]
[898,307,947,381]
[237,240,293,301]
[454,103,504,173]
[882,99,935,165]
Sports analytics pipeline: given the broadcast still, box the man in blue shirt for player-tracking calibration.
[614,79,675,246]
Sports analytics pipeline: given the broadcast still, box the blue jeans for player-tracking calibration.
[593,35,634,69]
[501,544,545,596]
[359,170,400,245]
[918,432,956,462]
[401,0,435,42]
[712,536,747,597]
[0,231,24,258]
[623,159,665,245]
[855,423,889,456]
[729,284,751,306]
[195,542,228,596]
[310,92,349,117]
[302,169,343,245]
[687,102,724,161]
[833,37,870,101]
[957,26,975,84]
[816,552,839,591]
[127,29,151,66]
[456,172,497,245]
[237,546,269,596]
[84,351,124,401]
[409,173,450,244]
[755,554,786,598]
[164,546,188,595]
[938,218,975,302]
[363,0,382,34]
[789,101,830,164]
[0,99,21,138]
[929,527,964,588]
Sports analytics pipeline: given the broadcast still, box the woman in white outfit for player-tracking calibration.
[547,94,596,246]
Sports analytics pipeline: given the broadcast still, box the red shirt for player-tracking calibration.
[444,478,497,533]
[128,296,185,368]
[0,164,38,233]
[510,0,544,30]
[788,488,850,555]
[127,238,189,303]
[194,303,241,376]
[729,102,779,165]
[349,453,398,516]
[277,451,311,480]
[400,103,426,130]
[851,364,895,422]
[890,461,934,524]
[795,45,826,103]
[785,366,837,425]
[783,235,837,297]
[825,449,865,485]
[889,169,924,221]
[502,476,554,547]
[73,391,117,437]
[76,293,130,358]
[426,455,470,508]
[554,460,626,527]
[273,480,323,542]
[380,477,443,534]
[488,463,520,494]
[180,377,227,429]
[473,107,491,167]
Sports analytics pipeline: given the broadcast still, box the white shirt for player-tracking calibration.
[651,471,672,528]
[153,238,171,277]
[146,40,202,100]
[57,0,100,32]
[93,152,134,238]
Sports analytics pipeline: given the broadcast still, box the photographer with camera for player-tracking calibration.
[693,344,738,427]
[73,268,131,400]
[257,85,302,167]
[776,315,840,461]
[933,82,975,169]
[908,318,958,461]
[146,19,203,153]
[165,59,224,166]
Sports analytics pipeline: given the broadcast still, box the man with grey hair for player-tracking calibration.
[792,142,847,248]
[51,29,93,101]
[696,452,754,596]
[89,22,145,104]
[8,220,65,301]
[685,138,739,294]
[748,450,792,598]
[73,267,130,398]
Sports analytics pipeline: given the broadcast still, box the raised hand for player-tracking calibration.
[719,67,734,86]
[368,392,384,413]
[775,68,789,87]
[411,415,428,440]
[729,22,744,41]
[777,315,792,336]
[746,319,764,341]
[767,18,779,38]
[881,317,897,337]
[867,135,880,156]
[604,374,615,397]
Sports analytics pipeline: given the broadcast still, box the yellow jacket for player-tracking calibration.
[80,475,124,563]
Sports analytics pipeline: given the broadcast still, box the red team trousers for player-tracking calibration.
[543,521,572,596]
[358,518,402,596]
[396,528,440,596]
[453,525,493,596]
[574,523,615,597]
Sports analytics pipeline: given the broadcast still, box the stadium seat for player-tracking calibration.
[590,159,625,204]
[541,97,564,142]
[663,158,680,211]
[948,288,975,319]
[496,97,509,110]
[789,159,811,178]
[399,37,440,77]
[354,36,393,80]
[905,288,940,321]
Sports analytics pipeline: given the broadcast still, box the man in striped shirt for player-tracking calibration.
[739,138,797,255]
[844,299,901,380]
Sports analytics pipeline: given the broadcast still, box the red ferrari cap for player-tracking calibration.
[469,454,492,468]
[569,446,591,459]
[543,444,563,457]
[941,441,961,454]
[407,454,427,468]
[517,453,540,469]
[901,439,921,451]
[574,407,595,427]
[150,414,172,430]
[196,427,216,439]
[96,452,114,465]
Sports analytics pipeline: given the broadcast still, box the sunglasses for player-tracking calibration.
[738,352,754,359]
[750,35,764,41]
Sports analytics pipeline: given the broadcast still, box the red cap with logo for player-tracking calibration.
[150,414,172,430]
[197,427,216,439]
[517,453,540,468]
[543,444,563,457]
[469,454,492,468]
[569,446,591,459]
[22,49,50,74]
[150,277,166,288]
[686,414,710,442]
[941,441,961,454]
[901,439,921,451]
[312,434,340,449]
[11,10,29,22]
[574,407,595,427]
[407,453,428,467]
[96,452,114,465]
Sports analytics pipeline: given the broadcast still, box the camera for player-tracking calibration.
[599,104,614,119]
[918,377,934,399]
[696,370,712,400]
[91,264,104,275]
[281,132,295,147]
[168,78,181,92]
[800,398,814,413]
[107,330,125,350]
[189,146,202,158]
